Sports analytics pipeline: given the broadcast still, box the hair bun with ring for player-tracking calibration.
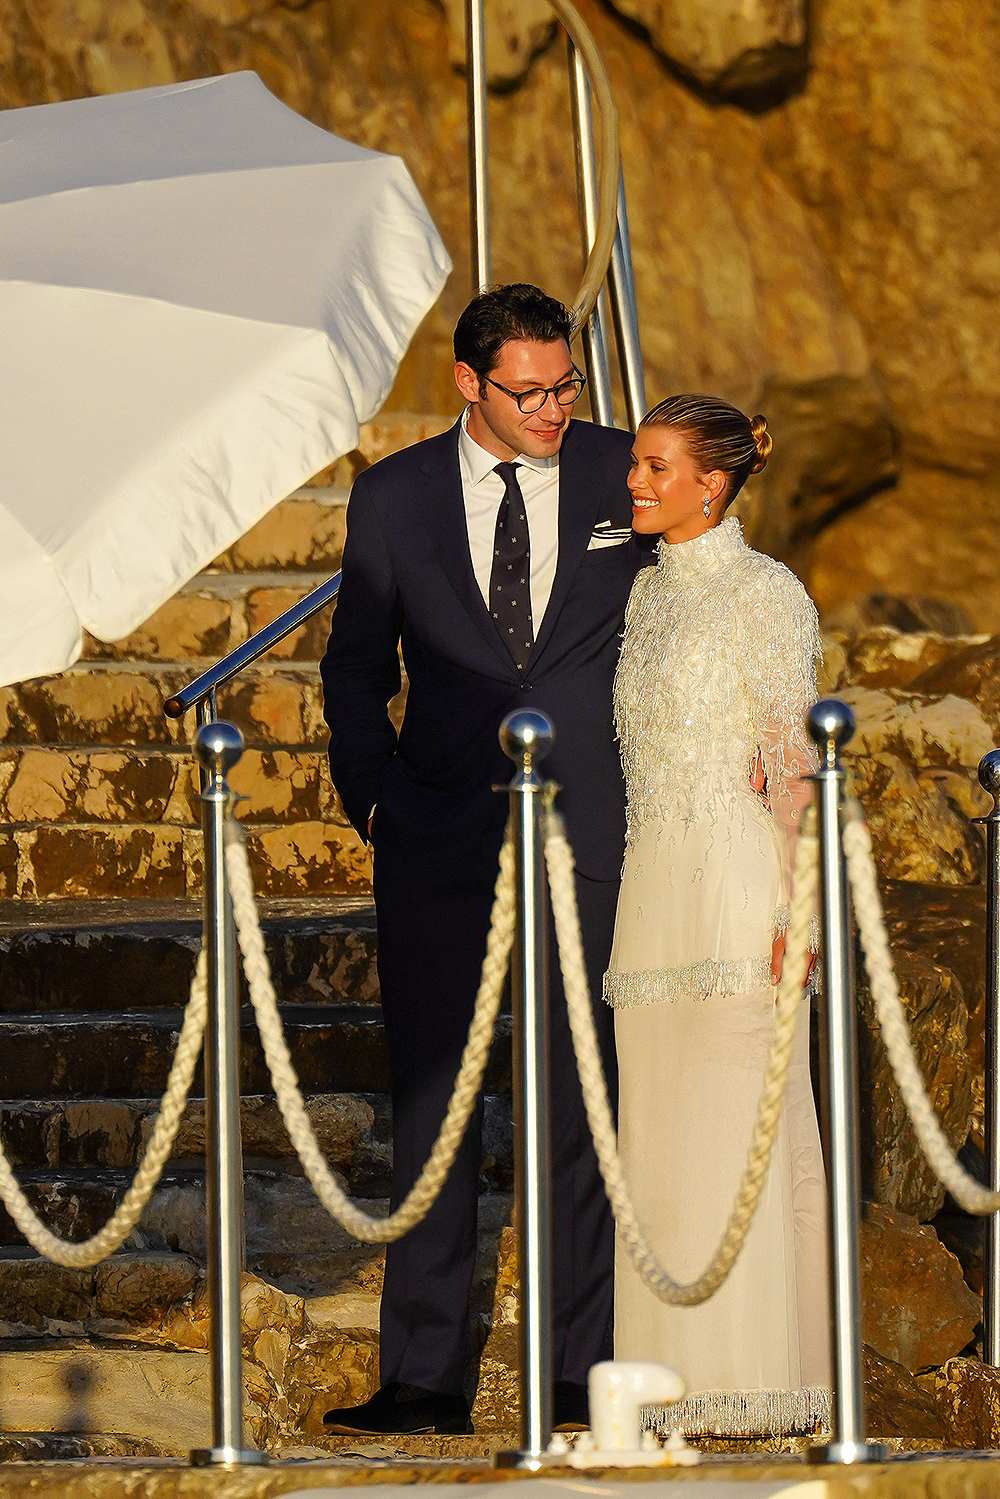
[749,414,771,473]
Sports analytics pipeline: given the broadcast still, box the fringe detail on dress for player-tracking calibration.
[604,955,773,1008]
[642,1385,831,1439]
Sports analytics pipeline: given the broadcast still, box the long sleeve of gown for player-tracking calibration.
[744,567,822,939]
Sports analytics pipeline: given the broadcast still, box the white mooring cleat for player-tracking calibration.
[545,1361,700,1468]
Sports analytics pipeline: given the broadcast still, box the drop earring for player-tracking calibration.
[703,494,711,517]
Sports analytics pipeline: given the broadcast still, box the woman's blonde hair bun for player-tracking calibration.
[750,414,771,474]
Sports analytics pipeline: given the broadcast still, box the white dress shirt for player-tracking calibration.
[458,407,560,630]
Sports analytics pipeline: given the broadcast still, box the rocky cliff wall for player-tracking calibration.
[4,0,998,625]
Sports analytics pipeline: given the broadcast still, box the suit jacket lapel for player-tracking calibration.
[423,422,517,674]
[528,421,602,669]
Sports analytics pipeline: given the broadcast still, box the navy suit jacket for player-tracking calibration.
[321,416,648,885]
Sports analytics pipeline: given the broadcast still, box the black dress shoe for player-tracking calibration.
[553,1379,590,1432]
[323,1380,473,1435]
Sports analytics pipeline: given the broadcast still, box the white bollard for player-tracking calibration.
[590,1361,683,1451]
[547,1361,699,1467]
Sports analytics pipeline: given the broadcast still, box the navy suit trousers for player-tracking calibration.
[373,832,618,1397]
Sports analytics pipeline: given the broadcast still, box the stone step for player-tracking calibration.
[0,747,343,827]
[0,1174,512,1304]
[0,1431,172,1459]
[0,660,406,750]
[0,1091,513,1185]
[0,662,327,749]
[0,1092,384,1173]
[209,487,348,575]
[82,571,338,666]
[0,899,377,1013]
[1,819,371,900]
[0,1006,513,1102]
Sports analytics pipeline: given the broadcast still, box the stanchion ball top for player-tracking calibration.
[807,699,855,752]
[500,710,555,764]
[193,720,245,774]
[979,749,1000,796]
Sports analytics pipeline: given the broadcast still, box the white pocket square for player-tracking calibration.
[587,523,632,550]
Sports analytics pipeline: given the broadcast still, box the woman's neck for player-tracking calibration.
[660,515,721,546]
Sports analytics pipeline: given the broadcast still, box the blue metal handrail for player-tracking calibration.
[162,572,341,719]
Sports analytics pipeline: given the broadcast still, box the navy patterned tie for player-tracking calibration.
[491,462,533,671]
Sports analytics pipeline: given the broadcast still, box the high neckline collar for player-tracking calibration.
[657,514,746,576]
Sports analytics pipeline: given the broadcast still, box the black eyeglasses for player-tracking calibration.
[485,365,587,415]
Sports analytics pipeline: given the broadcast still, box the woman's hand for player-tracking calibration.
[771,934,817,996]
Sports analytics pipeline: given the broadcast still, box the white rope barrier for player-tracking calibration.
[0,953,208,1267]
[225,821,515,1242]
[544,804,819,1305]
[6,766,982,1290]
[843,800,1000,1215]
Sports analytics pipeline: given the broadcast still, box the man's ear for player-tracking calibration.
[454,361,482,405]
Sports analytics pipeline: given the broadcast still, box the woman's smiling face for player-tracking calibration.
[627,423,726,543]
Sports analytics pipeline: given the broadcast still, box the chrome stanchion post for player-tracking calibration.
[191,721,264,1468]
[976,749,1000,1366]
[806,700,886,1465]
[495,710,554,1470]
[465,0,490,292]
[195,691,218,794]
[606,170,646,431]
[567,38,614,428]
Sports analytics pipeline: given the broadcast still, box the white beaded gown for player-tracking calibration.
[604,515,831,1438]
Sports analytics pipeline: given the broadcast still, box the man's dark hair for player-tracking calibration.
[453,283,574,383]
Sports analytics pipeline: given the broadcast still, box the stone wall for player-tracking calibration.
[4,0,999,624]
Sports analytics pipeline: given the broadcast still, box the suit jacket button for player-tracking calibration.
[521,682,532,692]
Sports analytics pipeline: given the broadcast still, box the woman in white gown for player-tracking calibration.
[605,394,831,1438]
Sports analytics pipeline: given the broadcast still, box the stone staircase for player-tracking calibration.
[0,414,518,1454]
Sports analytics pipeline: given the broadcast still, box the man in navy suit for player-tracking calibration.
[321,284,646,1435]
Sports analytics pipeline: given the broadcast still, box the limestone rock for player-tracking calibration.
[286,1330,378,1436]
[881,882,988,1150]
[157,1093,374,1165]
[738,372,896,563]
[831,628,986,693]
[838,686,991,885]
[219,494,346,573]
[0,1346,214,1452]
[763,2,1000,483]
[845,756,983,887]
[304,1291,381,1335]
[808,467,1000,638]
[440,0,556,89]
[604,0,807,105]
[910,634,1000,741]
[860,1204,980,1372]
[240,1275,305,1339]
[471,1224,518,1434]
[824,598,976,640]
[863,1345,946,1442]
[0,1261,93,1330]
[932,1357,1000,1448]
[94,1253,199,1323]
[840,687,994,769]
[85,594,232,663]
[857,951,974,1221]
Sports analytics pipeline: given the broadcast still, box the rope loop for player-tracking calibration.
[843,800,1000,1215]
[544,803,819,1305]
[0,952,208,1267]
[225,820,514,1242]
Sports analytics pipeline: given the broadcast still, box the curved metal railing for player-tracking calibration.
[162,572,340,721]
[164,0,642,723]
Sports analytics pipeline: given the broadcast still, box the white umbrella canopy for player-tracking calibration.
[0,72,451,687]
